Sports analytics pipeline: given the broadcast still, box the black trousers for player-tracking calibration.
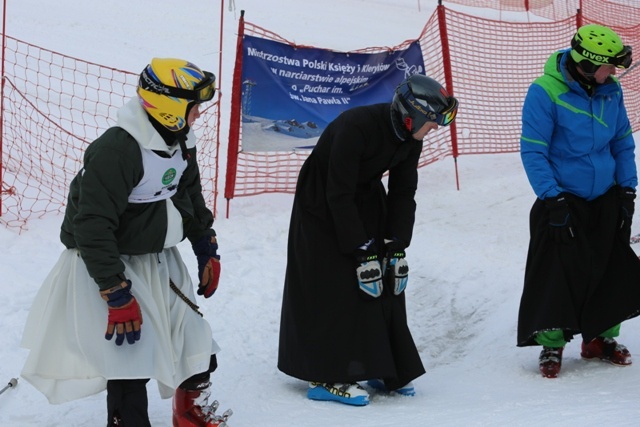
[107,379,150,427]
[107,355,218,426]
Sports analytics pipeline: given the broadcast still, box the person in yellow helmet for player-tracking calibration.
[518,24,640,379]
[20,58,230,426]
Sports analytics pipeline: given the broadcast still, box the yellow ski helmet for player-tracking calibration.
[137,58,216,132]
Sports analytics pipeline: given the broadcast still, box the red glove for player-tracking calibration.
[192,235,221,298]
[100,280,143,346]
[198,257,221,298]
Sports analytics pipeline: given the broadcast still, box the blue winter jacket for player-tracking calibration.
[520,49,637,201]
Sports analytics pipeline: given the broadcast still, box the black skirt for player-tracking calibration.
[517,188,640,347]
[278,162,425,390]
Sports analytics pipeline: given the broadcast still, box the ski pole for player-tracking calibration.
[0,378,18,396]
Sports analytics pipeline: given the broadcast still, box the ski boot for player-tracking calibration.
[539,346,563,378]
[581,337,632,366]
[172,382,233,427]
[307,382,369,406]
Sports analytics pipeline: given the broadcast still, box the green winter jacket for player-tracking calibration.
[60,99,215,290]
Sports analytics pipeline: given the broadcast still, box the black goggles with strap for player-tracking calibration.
[139,67,217,103]
[572,41,633,69]
[399,84,459,127]
[612,45,633,68]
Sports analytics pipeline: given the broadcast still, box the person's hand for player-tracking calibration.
[192,235,221,298]
[355,241,383,298]
[383,239,409,295]
[100,280,143,346]
[618,186,636,236]
[545,194,574,244]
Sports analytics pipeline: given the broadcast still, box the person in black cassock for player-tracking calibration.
[517,24,640,379]
[278,74,459,406]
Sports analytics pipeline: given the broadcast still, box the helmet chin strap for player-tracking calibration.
[146,113,191,159]
[177,102,195,159]
[176,131,191,160]
[176,102,196,160]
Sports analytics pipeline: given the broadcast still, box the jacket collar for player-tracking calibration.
[117,98,196,154]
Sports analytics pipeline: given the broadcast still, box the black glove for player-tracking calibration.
[545,194,574,244]
[383,239,409,295]
[619,186,636,236]
[354,239,383,298]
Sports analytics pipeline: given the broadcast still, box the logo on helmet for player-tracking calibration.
[582,51,611,64]
[140,70,171,95]
[407,98,430,116]
[177,75,193,90]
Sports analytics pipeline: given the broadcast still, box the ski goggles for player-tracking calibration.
[572,41,633,69]
[398,86,459,128]
[612,45,633,69]
[432,96,459,127]
[139,68,217,103]
[410,95,459,127]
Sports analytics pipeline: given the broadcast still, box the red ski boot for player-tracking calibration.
[539,346,563,378]
[581,337,632,366]
[172,383,232,427]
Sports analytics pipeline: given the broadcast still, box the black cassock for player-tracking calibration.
[517,188,640,347]
[278,103,426,390]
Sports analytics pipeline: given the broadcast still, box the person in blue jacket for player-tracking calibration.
[517,24,640,379]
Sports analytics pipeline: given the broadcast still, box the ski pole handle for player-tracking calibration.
[0,378,18,396]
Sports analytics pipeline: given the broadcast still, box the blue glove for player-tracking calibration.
[354,239,383,298]
[192,235,221,298]
[383,239,409,295]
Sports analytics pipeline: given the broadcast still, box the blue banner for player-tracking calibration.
[240,35,425,151]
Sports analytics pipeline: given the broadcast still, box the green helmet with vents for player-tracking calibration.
[570,24,632,70]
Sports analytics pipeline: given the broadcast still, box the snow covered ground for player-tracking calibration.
[2,1,640,426]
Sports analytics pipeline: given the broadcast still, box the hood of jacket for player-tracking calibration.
[542,48,619,98]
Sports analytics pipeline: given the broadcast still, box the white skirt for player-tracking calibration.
[20,247,220,404]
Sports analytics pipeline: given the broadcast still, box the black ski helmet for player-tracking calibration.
[391,74,458,138]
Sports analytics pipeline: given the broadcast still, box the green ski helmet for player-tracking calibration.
[570,24,632,75]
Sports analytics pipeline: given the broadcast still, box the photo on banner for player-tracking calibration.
[240,35,425,152]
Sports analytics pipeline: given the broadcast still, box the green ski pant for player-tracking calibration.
[535,324,621,348]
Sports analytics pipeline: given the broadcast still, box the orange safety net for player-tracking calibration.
[0,36,221,232]
[225,3,640,205]
[2,1,639,227]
